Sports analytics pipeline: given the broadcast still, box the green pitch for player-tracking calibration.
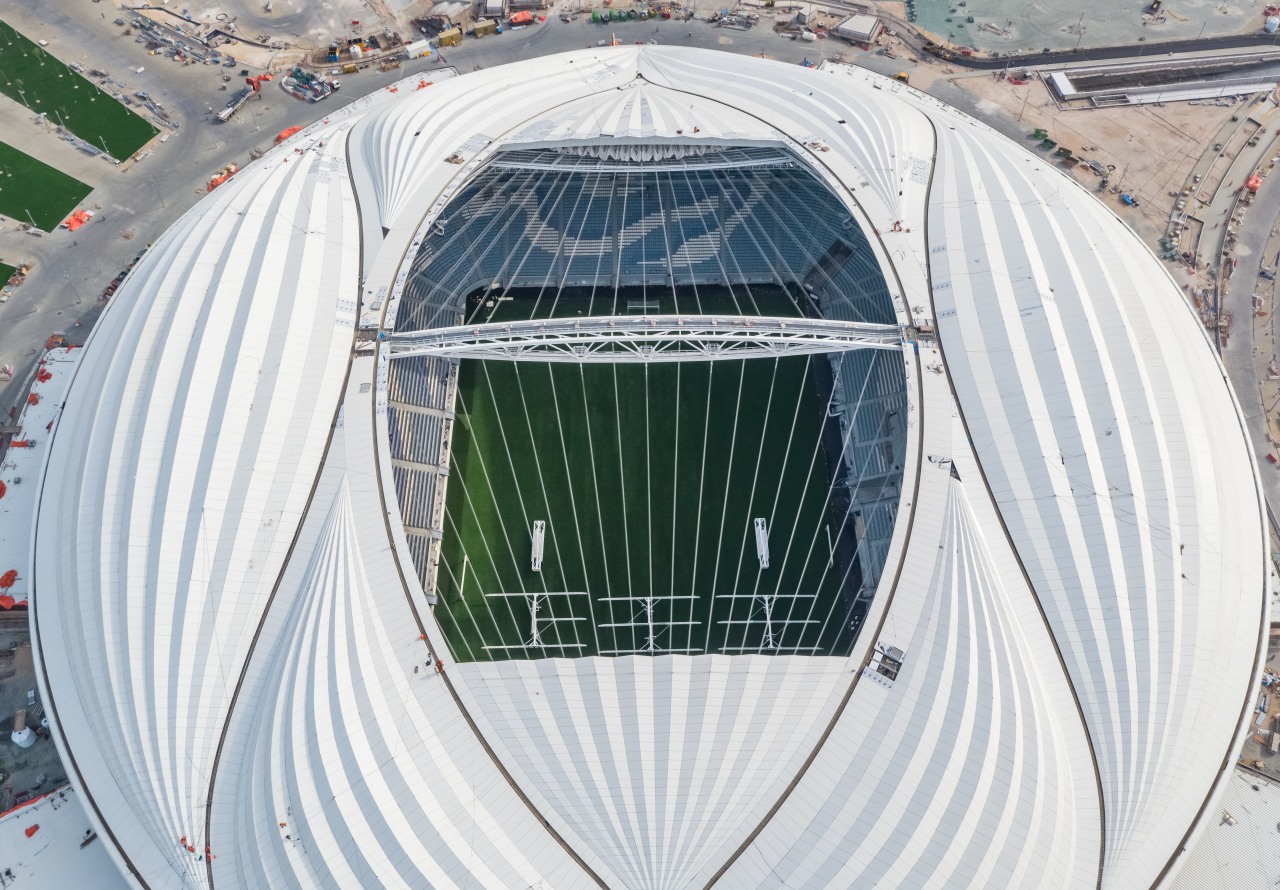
[0,141,92,232]
[0,20,158,159]
[434,353,855,661]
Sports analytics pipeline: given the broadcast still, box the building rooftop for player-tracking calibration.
[0,785,128,889]
[17,48,1271,889]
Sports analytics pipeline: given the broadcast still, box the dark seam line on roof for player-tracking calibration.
[204,136,360,890]
[1144,265,1273,890]
[32,398,151,886]
[920,118,1107,889]
[357,106,614,887]
[697,83,926,888]
[28,201,203,889]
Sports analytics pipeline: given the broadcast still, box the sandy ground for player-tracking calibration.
[893,0,1274,53]
[941,66,1236,240]
[169,0,437,46]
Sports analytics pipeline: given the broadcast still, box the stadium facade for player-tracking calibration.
[25,47,1269,889]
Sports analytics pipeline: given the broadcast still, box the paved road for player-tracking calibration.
[1223,149,1280,519]
[1194,97,1279,284]
[0,0,448,413]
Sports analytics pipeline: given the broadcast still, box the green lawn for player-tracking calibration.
[0,141,92,231]
[0,20,158,159]
[435,355,854,661]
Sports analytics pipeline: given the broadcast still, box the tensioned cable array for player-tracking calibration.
[387,151,908,660]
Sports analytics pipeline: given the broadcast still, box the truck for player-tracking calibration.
[215,86,252,122]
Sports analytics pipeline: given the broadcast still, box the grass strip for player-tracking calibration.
[437,355,842,661]
[0,140,92,231]
[0,19,158,158]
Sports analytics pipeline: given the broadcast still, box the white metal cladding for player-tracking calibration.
[456,655,849,889]
[712,472,1101,889]
[31,116,363,886]
[25,46,1267,890]
[924,105,1267,889]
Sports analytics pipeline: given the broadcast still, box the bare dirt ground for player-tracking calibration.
[943,67,1237,243]
[170,0,436,47]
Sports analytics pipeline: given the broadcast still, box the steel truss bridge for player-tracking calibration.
[386,315,906,362]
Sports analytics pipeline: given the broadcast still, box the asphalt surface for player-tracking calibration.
[0,0,450,414]
[1222,143,1280,516]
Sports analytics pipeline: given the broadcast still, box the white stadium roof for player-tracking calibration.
[21,47,1269,889]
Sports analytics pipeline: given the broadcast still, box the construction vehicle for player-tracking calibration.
[216,87,252,121]
[892,71,909,85]
[922,41,955,62]
[216,73,273,122]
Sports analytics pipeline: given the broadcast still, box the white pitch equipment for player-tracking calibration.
[531,520,545,572]
[754,518,770,569]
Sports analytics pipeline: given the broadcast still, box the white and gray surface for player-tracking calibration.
[910,0,1268,54]
[0,785,129,889]
[1169,766,1280,889]
[16,47,1271,889]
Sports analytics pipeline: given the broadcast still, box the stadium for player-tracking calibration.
[23,47,1269,889]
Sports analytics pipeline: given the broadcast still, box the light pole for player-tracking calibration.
[150,175,167,210]
[63,273,82,306]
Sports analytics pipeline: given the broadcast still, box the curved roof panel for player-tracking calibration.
[926,112,1267,886]
[26,47,1266,890]
[32,117,363,886]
